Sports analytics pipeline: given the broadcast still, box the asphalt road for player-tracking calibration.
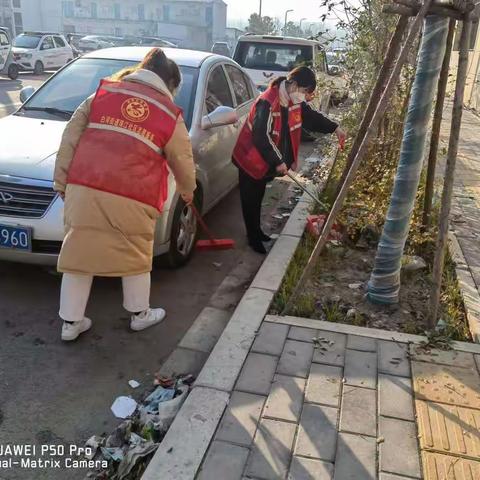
[0,72,253,480]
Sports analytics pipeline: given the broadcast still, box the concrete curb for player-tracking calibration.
[448,231,480,342]
[141,185,316,480]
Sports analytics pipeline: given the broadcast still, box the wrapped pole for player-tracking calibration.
[368,15,450,305]
[429,17,472,328]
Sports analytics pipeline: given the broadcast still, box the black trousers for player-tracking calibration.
[238,169,268,242]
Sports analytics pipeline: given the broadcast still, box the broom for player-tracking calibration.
[191,204,235,251]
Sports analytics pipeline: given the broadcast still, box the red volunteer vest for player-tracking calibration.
[67,79,181,211]
[232,85,302,180]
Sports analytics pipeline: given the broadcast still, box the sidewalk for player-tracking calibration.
[196,317,480,480]
[439,104,480,339]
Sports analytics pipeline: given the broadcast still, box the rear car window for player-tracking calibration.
[13,34,41,49]
[234,41,313,72]
[54,36,66,48]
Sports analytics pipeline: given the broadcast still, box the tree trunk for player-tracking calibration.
[368,15,450,305]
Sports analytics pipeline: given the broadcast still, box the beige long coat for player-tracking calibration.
[54,69,196,277]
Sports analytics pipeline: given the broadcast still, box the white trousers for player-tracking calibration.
[59,273,151,322]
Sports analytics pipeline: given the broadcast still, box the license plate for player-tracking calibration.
[0,224,32,251]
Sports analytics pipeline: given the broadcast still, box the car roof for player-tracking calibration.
[21,31,63,37]
[237,35,320,46]
[83,46,215,68]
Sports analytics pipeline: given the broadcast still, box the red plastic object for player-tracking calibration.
[191,204,235,251]
[306,215,342,239]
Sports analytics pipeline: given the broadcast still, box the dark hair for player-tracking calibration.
[287,66,317,93]
[111,48,181,92]
[269,66,317,93]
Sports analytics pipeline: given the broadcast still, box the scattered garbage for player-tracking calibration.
[348,283,363,290]
[116,441,158,480]
[306,215,342,240]
[270,234,280,240]
[111,397,138,419]
[402,255,427,272]
[143,386,176,414]
[272,214,283,220]
[346,308,357,319]
[212,262,222,269]
[101,447,124,462]
[281,213,291,218]
[128,380,140,389]
[85,436,103,460]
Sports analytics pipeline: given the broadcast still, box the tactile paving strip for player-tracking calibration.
[422,452,480,480]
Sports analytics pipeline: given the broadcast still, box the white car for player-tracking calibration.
[233,34,336,110]
[13,31,74,74]
[0,47,256,267]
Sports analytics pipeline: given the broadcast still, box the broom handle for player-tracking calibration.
[191,204,216,242]
[286,172,329,211]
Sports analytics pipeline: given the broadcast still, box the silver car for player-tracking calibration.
[0,47,257,267]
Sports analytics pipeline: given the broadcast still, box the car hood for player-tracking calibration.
[12,47,33,54]
[0,115,66,181]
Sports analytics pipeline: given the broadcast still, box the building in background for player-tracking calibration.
[225,26,243,51]
[0,0,23,37]
[1,0,227,51]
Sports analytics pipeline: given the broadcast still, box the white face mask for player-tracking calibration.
[290,91,306,104]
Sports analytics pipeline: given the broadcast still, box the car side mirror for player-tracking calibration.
[201,106,238,130]
[20,86,36,103]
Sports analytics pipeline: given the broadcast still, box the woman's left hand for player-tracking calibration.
[335,127,347,150]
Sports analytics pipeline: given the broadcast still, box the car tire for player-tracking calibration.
[7,63,19,80]
[157,195,200,269]
[34,61,44,75]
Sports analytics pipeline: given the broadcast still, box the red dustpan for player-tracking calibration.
[191,204,235,251]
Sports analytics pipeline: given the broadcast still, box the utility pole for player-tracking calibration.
[284,9,293,35]
[259,0,263,17]
[300,17,307,30]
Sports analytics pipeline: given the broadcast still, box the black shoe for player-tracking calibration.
[248,239,267,254]
[260,231,272,242]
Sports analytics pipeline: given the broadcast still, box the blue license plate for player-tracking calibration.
[0,224,32,251]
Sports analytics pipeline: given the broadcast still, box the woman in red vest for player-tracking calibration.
[233,66,346,254]
[54,48,196,341]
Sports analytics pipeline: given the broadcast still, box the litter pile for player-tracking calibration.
[84,373,194,480]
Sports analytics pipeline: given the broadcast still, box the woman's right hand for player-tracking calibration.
[276,163,288,175]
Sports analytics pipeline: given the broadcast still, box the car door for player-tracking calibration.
[39,36,57,68]
[196,62,237,206]
[0,31,10,71]
[53,36,70,66]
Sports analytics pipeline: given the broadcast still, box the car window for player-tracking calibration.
[234,42,313,72]
[0,32,9,46]
[224,65,252,106]
[41,37,54,50]
[21,58,198,129]
[205,65,234,114]
[54,36,66,48]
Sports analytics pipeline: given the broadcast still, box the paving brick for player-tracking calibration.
[197,441,249,480]
[246,418,296,480]
[412,361,480,409]
[288,456,334,480]
[378,374,414,421]
[295,404,338,462]
[277,340,314,378]
[179,307,230,353]
[235,352,277,395]
[333,432,377,480]
[215,391,265,446]
[409,345,476,369]
[347,334,377,352]
[252,322,289,356]
[422,451,480,480]
[344,349,377,389]
[339,386,376,437]
[305,363,343,407]
[415,400,480,458]
[263,374,306,422]
[380,474,415,480]
[288,326,317,343]
[379,417,421,479]
[312,331,347,366]
[378,340,411,377]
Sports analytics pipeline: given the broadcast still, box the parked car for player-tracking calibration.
[211,42,231,57]
[0,27,20,79]
[12,31,74,74]
[138,36,177,48]
[0,47,257,267]
[77,35,118,52]
[234,34,340,110]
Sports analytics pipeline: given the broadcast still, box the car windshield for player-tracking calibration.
[234,41,313,72]
[13,34,41,49]
[21,58,198,128]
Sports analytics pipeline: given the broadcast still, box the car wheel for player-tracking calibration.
[34,61,44,75]
[158,196,200,268]
[7,63,19,80]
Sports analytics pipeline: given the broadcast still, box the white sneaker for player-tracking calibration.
[130,308,166,331]
[61,317,92,341]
